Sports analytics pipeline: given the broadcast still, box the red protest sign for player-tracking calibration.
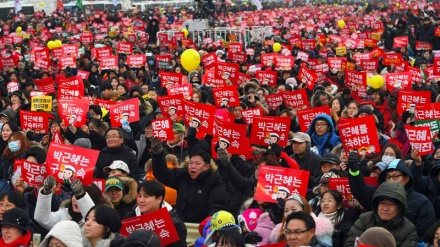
[258,243,286,247]
[34,58,51,71]
[261,53,278,67]
[58,99,89,127]
[46,143,99,185]
[393,36,408,48]
[159,72,182,88]
[415,41,432,51]
[212,85,240,108]
[215,119,248,155]
[157,95,184,118]
[359,59,378,72]
[59,76,84,92]
[58,56,76,70]
[434,58,440,76]
[256,70,277,87]
[327,57,347,70]
[407,66,423,84]
[167,84,193,100]
[20,110,50,134]
[94,98,116,111]
[127,54,146,68]
[405,125,434,156]
[329,177,378,208]
[228,42,243,53]
[297,107,331,133]
[31,47,50,62]
[61,44,79,57]
[241,108,263,125]
[250,116,291,147]
[385,72,412,90]
[338,115,380,155]
[298,64,317,90]
[110,98,140,127]
[275,56,295,71]
[296,51,309,62]
[201,52,218,71]
[227,52,247,63]
[235,72,253,88]
[121,207,180,246]
[202,70,226,87]
[34,77,55,94]
[81,32,93,44]
[151,118,175,141]
[183,100,216,135]
[345,70,367,89]
[281,89,309,110]
[77,70,90,80]
[397,90,431,114]
[92,46,113,60]
[435,27,440,37]
[255,165,309,203]
[1,57,18,68]
[52,48,63,59]
[58,85,83,100]
[215,62,240,82]
[265,93,284,110]
[100,56,118,71]
[21,160,47,187]
[415,103,440,120]
[92,178,106,193]
[117,42,133,54]
[383,53,402,66]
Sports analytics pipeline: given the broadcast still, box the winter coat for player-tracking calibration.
[145,163,178,206]
[113,176,137,219]
[34,188,95,230]
[152,152,229,223]
[345,182,418,247]
[253,213,276,246]
[135,134,152,170]
[82,232,124,247]
[124,202,187,247]
[410,161,440,220]
[40,220,83,247]
[306,114,341,156]
[286,236,332,247]
[348,159,435,241]
[269,213,334,246]
[94,145,140,181]
[291,151,323,190]
[163,141,189,164]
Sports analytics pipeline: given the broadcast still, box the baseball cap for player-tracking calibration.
[320,153,341,165]
[291,132,311,143]
[103,160,130,174]
[204,211,239,245]
[105,177,124,192]
[173,123,185,133]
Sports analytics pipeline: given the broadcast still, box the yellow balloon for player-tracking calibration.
[181,29,189,38]
[180,49,200,72]
[370,75,385,89]
[16,26,22,33]
[55,39,62,48]
[40,2,44,6]
[396,3,400,7]
[337,20,345,28]
[273,42,281,52]
[47,41,56,50]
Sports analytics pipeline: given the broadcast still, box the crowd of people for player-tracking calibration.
[0,0,438,247]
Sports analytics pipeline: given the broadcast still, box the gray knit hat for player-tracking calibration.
[359,227,396,247]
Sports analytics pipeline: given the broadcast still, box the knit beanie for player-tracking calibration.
[121,229,161,247]
[359,227,396,247]
[356,105,373,117]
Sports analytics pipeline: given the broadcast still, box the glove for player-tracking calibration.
[151,137,164,155]
[70,179,85,197]
[217,148,231,167]
[187,127,197,138]
[277,197,286,210]
[243,231,262,244]
[121,120,132,133]
[347,151,360,172]
[42,176,56,195]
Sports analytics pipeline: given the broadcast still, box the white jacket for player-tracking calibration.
[39,220,83,247]
[34,188,95,230]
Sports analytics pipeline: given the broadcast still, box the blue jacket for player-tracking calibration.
[306,114,341,156]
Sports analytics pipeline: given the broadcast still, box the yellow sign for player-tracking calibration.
[23,34,30,39]
[31,96,52,112]
[109,30,118,38]
[371,33,381,41]
[142,94,151,100]
[221,40,229,48]
[335,46,347,56]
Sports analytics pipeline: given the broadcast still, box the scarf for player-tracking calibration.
[310,132,331,155]
[319,211,342,226]
[0,230,31,247]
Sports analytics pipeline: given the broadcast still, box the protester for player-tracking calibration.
[284,211,331,247]
[39,220,83,247]
[82,205,124,247]
[0,208,32,247]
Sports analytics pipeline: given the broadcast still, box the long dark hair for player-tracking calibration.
[214,229,245,247]
[319,190,345,225]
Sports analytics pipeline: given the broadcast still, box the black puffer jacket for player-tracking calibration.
[410,161,440,220]
[152,152,229,223]
[94,145,140,180]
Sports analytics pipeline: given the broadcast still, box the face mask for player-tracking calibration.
[308,35,314,39]
[381,155,396,165]
[8,141,20,152]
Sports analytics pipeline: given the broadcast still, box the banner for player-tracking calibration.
[34,58,51,71]
[215,62,240,82]
[110,98,140,127]
[167,84,193,100]
[385,72,412,90]
[31,96,52,111]
[296,106,331,132]
[415,103,440,121]
[151,118,175,141]
[58,99,89,127]
[116,42,133,54]
[383,53,402,66]
[20,110,50,134]
[298,64,317,90]
[329,177,378,208]
[241,108,263,125]
[405,125,434,156]
[415,120,440,143]
[100,56,118,70]
[183,100,216,135]
[157,95,184,118]
[215,119,249,155]
[274,56,295,71]
[46,143,99,185]
[397,90,431,114]
[94,98,116,111]
[59,76,84,93]
[281,89,309,110]
[121,208,180,246]
[21,160,47,187]
[77,70,90,80]
[415,41,432,51]
[212,85,240,108]
[338,115,380,155]
[250,116,291,147]
[345,70,367,89]
[255,165,309,203]
[34,78,56,94]
[159,72,182,88]
[127,54,146,68]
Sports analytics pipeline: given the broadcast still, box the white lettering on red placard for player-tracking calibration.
[265,93,284,110]
[397,90,431,114]
[100,56,118,70]
[405,125,434,156]
[58,99,89,127]
[330,177,378,208]
[127,54,146,68]
[20,110,49,134]
[385,72,412,90]
[281,88,309,110]
[183,99,216,135]
[61,44,79,57]
[167,84,193,100]
[241,108,262,125]
[58,56,76,70]
[298,64,317,90]
[250,116,291,147]
[415,103,440,120]
[117,42,133,54]
[338,115,380,155]
[110,98,140,127]
[215,119,248,155]
[297,107,331,132]
[212,85,240,108]
[256,70,278,87]
[201,52,218,71]
[21,160,46,187]
[159,72,182,88]
[215,62,239,82]
[157,95,184,117]
[151,118,175,141]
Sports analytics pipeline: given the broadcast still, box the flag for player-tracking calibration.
[76,0,83,10]
[15,0,22,13]
[57,0,64,11]
[113,0,119,7]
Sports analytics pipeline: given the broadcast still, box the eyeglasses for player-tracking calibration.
[51,124,60,129]
[315,123,328,128]
[284,229,309,237]
[385,174,404,181]
[321,199,335,203]
[106,135,122,139]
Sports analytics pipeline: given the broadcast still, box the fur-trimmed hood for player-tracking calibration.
[119,176,138,204]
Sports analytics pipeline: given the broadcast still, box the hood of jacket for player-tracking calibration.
[40,220,83,247]
[119,176,138,204]
[378,159,414,189]
[372,181,407,214]
[307,113,335,135]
